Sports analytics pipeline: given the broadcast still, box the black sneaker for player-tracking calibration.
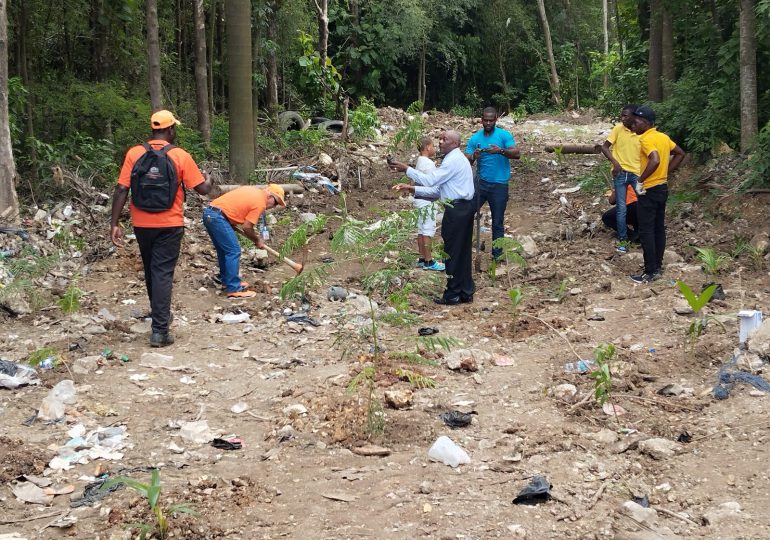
[434,296,461,305]
[150,332,175,347]
[630,272,661,284]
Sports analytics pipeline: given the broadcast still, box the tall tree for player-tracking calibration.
[147,0,163,111]
[226,0,255,181]
[193,0,210,143]
[602,0,609,88]
[536,0,562,107]
[207,0,217,117]
[314,0,329,70]
[739,0,758,152]
[661,3,675,98]
[647,0,663,101]
[265,0,280,111]
[0,0,19,221]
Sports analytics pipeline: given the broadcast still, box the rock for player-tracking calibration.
[445,349,491,371]
[97,308,117,321]
[327,286,348,301]
[747,319,770,357]
[346,295,377,315]
[673,302,694,315]
[253,248,268,260]
[657,383,685,396]
[384,388,413,409]
[418,481,433,494]
[507,524,528,538]
[73,355,100,375]
[318,152,334,167]
[282,404,307,417]
[0,292,32,316]
[351,444,391,457]
[702,501,744,525]
[750,231,769,254]
[300,212,318,223]
[569,287,582,295]
[638,438,680,460]
[83,324,107,335]
[518,235,539,258]
[552,383,578,402]
[662,250,683,264]
[130,320,152,334]
[586,428,619,445]
[621,501,658,526]
[625,252,644,263]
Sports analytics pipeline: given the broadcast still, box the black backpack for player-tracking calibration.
[130,142,180,212]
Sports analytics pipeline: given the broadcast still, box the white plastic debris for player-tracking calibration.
[428,436,471,468]
[220,312,251,324]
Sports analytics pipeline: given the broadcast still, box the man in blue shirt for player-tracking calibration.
[465,107,520,261]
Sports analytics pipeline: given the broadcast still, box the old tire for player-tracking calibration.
[317,120,345,134]
[278,111,306,131]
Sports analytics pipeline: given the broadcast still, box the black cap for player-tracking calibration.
[634,106,656,124]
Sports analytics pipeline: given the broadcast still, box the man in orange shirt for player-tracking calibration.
[110,110,212,347]
[203,185,287,299]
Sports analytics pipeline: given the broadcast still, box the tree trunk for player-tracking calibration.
[265,0,280,112]
[91,0,108,81]
[314,0,329,70]
[647,0,663,102]
[193,0,210,143]
[739,0,758,152]
[146,0,163,111]
[18,0,38,184]
[207,0,216,117]
[602,0,609,88]
[535,0,562,107]
[226,0,255,182]
[661,3,674,98]
[418,40,426,105]
[0,0,20,222]
[176,0,183,109]
[217,4,226,112]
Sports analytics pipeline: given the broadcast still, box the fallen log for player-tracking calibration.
[216,183,305,195]
[544,143,601,154]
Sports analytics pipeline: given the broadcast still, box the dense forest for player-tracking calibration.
[1,0,770,217]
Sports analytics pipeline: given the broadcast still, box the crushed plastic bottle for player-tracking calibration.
[563,359,596,374]
[259,215,270,240]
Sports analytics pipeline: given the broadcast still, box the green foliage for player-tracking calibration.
[389,101,425,153]
[588,343,616,408]
[27,347,59,367]
[387,351,437,367]
[492,238,527,268]
[676,281,716,314]
[393,367,436,389]
[280,215,329,257]
[744,120,770,189]
[576,162,612,195]
[415,335,462,353]
[349,97,379,141]
[295,31,343,115]
[58,282,84,315]
[553,278,570,303]
[100,469,196,540]
[0,247,60,309]
[693,247,730,275]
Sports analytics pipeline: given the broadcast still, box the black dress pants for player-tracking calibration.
[134,226,184,334]
[441,198,475,300]
[601,202,639,240]
[637,184,668,274]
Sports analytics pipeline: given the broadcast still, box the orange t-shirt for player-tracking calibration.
[626,185,638,205]
[210,186,268,226]
[117,140,205,228]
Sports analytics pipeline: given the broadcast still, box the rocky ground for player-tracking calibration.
[2,110,770,540]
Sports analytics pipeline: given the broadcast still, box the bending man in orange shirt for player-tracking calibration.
[203,185,287,299]
[111,110,212,347]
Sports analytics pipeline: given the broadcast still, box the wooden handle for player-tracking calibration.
[264,245,303,274]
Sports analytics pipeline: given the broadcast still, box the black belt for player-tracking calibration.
[449,198,473,205]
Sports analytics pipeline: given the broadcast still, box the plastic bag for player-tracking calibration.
[0,359,40,389]
[428,436,471,468]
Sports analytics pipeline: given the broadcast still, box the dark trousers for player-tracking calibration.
[601,202,639,241]
[134,226,184,334]
[478,180,509,259]
[637,184,668,274]
[441,198,476,300]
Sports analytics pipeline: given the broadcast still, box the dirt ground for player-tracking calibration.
[2,111,770,540]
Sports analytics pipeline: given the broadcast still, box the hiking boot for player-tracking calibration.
[150,332,175,347]
[630,272,661,284]
[424,260,446,271]
[434,296,461,305]
[227,288,257,299]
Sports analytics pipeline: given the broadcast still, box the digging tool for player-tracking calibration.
[264,245,304,274]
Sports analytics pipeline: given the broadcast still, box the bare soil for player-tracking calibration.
[2,112,770,539]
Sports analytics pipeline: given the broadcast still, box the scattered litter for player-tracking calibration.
[120,299,137,305]
[704,282,725,301]
[418,327,439,336]
[440,410,475,429]
[70,477,124,508]
[220,312,251,324]
[211,436,242,450]
[632,494,650,508]
[140,352,199,373]
[168,442,185,454]
[292,168,339,194]
[321,491,357,502]
[713,354,770,400]
[178,420,217,444]
[512,476,552,505]
[494,354,515,366]
[428,436,471,467]
[602,402,627,416]
[286,313,321,326]
[677,431,692,443]
[129,373,150,381]
[230,402,249,414]
[179,376,196,385]
[563,359,595,374]
[738,310,763,344]
[327,286,348,301]
[12,481,54,505]
[49,426,128,471]
[657,383,685,396]
[38,380,77,422]
[351,444,391,457]
[282,403,308,417]
[0,359,40,389]
[552,185,581,194]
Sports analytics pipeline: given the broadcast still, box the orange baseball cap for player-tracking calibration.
[266,184,287,207]
[150,110,181,130]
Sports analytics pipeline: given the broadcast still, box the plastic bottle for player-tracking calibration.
[259,215,270,241]
[563,359,596,374]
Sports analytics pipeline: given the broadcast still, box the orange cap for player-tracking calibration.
[265,184,286,207]
[151,110,181,130]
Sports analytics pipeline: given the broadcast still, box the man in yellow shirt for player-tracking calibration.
[601,104,642,253]
[630,106,686,283]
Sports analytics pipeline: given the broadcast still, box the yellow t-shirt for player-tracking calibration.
[606,123,640,175]
[639,128,677,189]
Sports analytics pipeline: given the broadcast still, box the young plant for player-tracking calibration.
[100,469,195,540]
[676,280,723,357]
[748,245,766,270]
[58,280,83,314]
[588,343,619,423]
[388,101,425,153]
[552,278,570,303]
[693,246,729,275]
[349,97,379,141]
[508,287,523,328]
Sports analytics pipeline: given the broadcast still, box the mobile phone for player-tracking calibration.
[386,155,394,165]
